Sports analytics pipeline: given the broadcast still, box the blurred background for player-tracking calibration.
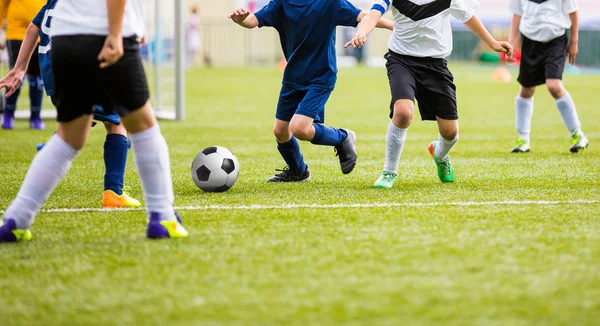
[181,0,600,68]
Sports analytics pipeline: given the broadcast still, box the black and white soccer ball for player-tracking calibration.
[191,146,239,192]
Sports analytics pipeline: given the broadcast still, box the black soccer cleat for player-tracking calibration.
[335,129,357,174]
[267,166,311,182]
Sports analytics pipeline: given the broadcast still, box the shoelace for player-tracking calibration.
[122,186,132,196]
[382,172,396,181]
[440,161,453,176]
[274,167,293,176]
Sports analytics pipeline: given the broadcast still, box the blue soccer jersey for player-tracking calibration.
[255,0,361,90]
[32,0,57,96]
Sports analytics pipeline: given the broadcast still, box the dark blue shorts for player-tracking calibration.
[275,84,333,123]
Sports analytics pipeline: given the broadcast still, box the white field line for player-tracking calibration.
[0,199,598,214]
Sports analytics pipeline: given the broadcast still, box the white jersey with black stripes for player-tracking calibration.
[372,0,479,58]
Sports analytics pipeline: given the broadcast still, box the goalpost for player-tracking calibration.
[9,0,186,121]
[143,0,186,121]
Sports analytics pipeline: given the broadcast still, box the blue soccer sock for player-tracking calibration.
[103,134,129,195]
[311,123,347,146]
[4,86,20,117]
[28,77,44,120]
[277,137,307,174]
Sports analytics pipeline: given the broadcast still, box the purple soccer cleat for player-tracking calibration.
[0,218,32,243]
[146,212,188,239]
[1,113,14,129]
[30,118,46,130]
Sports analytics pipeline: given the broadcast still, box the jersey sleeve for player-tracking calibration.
[371,0,391,16]
[336,0,362,27]
[563,0,578,14]
[449,0,479,23]
[32,2,49,28]
[254,0,281,28]
[508,0,523,15]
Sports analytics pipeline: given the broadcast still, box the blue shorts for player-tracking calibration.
[275,84,333,123]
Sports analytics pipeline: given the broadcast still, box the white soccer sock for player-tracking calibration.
[383,121,408,174]
[555,92,582,136]
[3,135,79,229]
[434,133,458,163]
[515,96,534,143]
[129,124,176,221]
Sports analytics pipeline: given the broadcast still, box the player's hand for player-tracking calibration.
[506,39,516,63]
[0,42,4,50]
[0,69,26,97]
[98,34,124,69]
[491,41,514,59]
[228,8,250,24]
[344,32,368,48]
[567,41,578,64]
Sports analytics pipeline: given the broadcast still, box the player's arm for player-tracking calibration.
[567,11,579,64]
[0,23,39,97]
[345,9,383,48]
[508,14,521,47]
[98,0,126,68]
[228,8,258,29]
[357,11,393,31]
[464,15,514,59]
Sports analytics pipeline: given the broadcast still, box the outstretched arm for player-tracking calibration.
[345,9,383,48]
[228,8,258,29]
[464,15,514,58]
[567,11,578,64]
[0,23,39,97]
[357,11,393,31]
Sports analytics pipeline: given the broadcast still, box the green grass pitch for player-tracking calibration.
[1,64,599,325]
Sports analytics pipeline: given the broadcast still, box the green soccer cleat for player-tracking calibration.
[511,137,531,153]
[373,171,397,189]
[428,141,455,183]
[570,131,589,153]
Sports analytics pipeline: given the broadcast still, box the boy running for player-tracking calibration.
[346,0,513,187]
[508,0,588,153]
[0,0,141,208]
[229,0,393,182]
[0,0,187,242]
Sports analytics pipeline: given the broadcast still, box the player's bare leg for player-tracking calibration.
[268,118,310,182]
[546,79,588,153]
[120,102,187,238]
[512,86,536,153]
[428,117,458,183]
[290,114,356,175]
[1,114,93,242]
[374,99,412,189]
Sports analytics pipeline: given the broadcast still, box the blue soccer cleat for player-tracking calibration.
[146,212,188,239]
[0,219,32,243]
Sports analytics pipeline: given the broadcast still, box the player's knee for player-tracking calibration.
[519,87,536,98]
[440,128,458,141]
[273,124,291,142]
[289,123,312,141]
[546,80,565,99]
[392,100,413,127]
[104,121,126,135]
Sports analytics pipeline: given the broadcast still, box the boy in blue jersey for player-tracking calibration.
[229,0,393,182]
[0,0,141,208]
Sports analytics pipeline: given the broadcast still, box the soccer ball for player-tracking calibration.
[191,146,240,192]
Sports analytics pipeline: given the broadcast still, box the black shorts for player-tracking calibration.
[385,51,457,121]
[7,40,41,77]
[51,35,150,123]
[518,34,568,88]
